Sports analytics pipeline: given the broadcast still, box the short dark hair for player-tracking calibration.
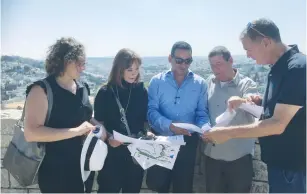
[108,48,142,88]
[45,37,86,77]
[171,41,192,56]
[208,46,232,61]
[240,18,281,42]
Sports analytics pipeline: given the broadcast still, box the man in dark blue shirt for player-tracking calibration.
[203,18,306,193]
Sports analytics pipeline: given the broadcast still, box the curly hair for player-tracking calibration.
[45,37,86,76]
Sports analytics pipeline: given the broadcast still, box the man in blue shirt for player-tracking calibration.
[147,41,210,193]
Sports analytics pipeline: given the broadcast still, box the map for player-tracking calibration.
[128,142,181,169]
[113,131,185,170]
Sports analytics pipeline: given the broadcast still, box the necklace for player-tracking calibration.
[116,85,132,113]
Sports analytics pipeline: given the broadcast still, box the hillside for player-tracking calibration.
[1,56,106,103]
[1,55,269,106]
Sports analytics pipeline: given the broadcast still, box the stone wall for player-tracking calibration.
[1,109,268,193]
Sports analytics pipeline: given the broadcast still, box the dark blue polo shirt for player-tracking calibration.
[259,45,306,171]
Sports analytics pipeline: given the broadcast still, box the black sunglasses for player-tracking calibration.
[172,56,193,65]
[246,22,267,37]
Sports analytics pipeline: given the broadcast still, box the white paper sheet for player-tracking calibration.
[128,143,156,169]
[113,130,136,143]
[115,131,185,170]
[155,135,186,145]
[133,153,156,169]
[154,144,180,170]
[239,103,263,118]
[215,109,236,127]
[113,130,186,145]
[201,123,212,132]
[172,123,212,134]
[172,123,204,134]
[212,102,263,129]
[113,131,157,144]
[129,142,181,170]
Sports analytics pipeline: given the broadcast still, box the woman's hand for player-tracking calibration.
[146,131,155,138]
[98,125,107,141]
[108,135,123,147]
[89,118,108,141]
[74,121,96,136]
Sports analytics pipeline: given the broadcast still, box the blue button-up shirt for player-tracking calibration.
[147,69,210,136]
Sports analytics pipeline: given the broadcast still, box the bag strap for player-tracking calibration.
[82,83,89,105]
[19,79,53,126]
[110,86,132,136]
[42,79,53,125]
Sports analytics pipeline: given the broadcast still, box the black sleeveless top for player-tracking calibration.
[94,80,148,136]
[26,75,93,171]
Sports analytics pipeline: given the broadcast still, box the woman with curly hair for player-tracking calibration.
[24,37,106,193]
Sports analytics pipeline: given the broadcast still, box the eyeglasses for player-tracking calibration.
[172,56,193,65]
[76,61,86,68]
[246,22,267,38]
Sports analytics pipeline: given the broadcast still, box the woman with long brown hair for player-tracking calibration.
[94,48,153,193]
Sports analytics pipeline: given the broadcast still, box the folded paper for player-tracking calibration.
[114,131,185,170]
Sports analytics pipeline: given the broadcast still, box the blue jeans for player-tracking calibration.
[268,166,306,193]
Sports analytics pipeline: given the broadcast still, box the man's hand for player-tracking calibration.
[202,127,231,144]
[228,96,248,112]
[170,124,191,136]
[247,95,262,106]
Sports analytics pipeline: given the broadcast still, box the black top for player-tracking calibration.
[259,45,306,171]
[26,75,93,172]
[94,80,148,136]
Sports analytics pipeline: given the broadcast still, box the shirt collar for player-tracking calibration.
[166,69,194,77]
[213,68,240,86]
[271,44,300,70]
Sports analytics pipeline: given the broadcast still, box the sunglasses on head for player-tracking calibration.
[172,56,193,65]
[246,22,267,37]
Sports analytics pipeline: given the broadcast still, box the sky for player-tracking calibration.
[1,0,306,59]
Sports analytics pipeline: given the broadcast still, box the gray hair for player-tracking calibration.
[240,18,281,42]
[45,37,86,76]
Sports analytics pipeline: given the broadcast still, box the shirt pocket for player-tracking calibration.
[182,86,200,108]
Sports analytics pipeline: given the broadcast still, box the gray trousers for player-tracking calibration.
[205,154,254,193]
